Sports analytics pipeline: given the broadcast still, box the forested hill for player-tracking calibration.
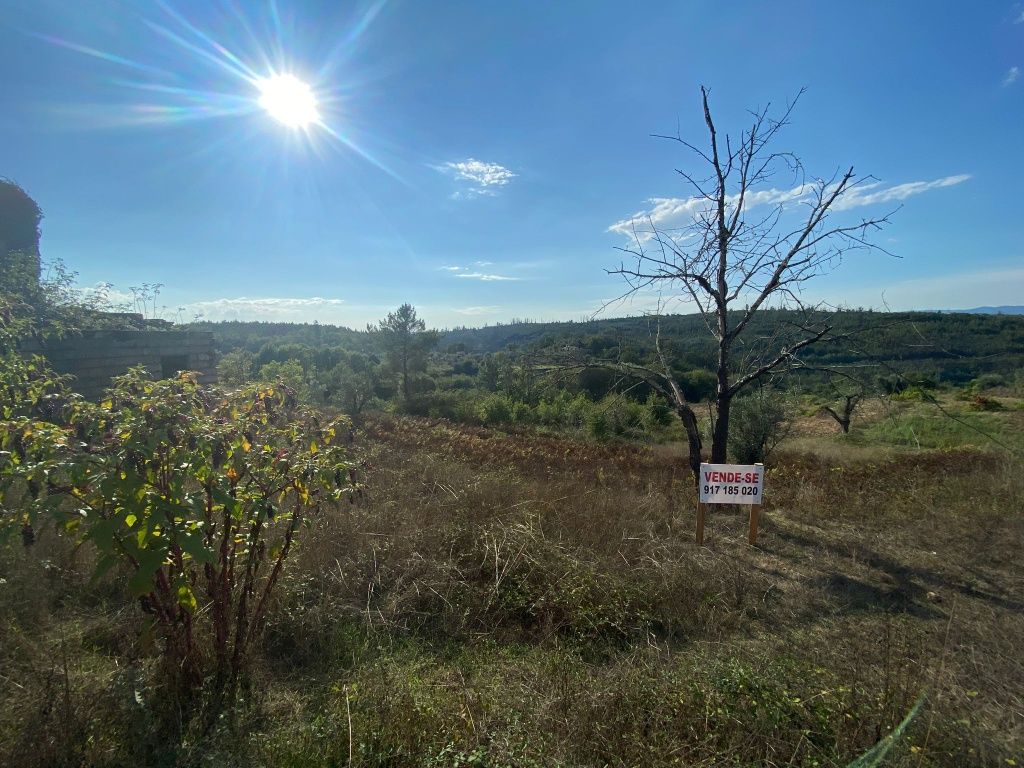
[188,310,1024,384]
[187,319,373,353]
[438,310,1024,382]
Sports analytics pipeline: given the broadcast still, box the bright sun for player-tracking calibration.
[256,74,319,128]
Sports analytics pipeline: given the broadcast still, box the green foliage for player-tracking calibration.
[677,367,718,401]
[727,391,789,463]
[864,408,1023,452]
[0,249,42,307]
[257,358,308,398]
[970,373,1006,391]
[477,393,514,426]
[369,304,440,401]
[216,348,254,385]
[320,359,378,415]
[588,408,610,440]
[1,309,357,712]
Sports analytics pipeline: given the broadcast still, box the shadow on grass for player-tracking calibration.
[768,526,1024,616]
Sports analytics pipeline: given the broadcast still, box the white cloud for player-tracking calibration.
[76,282,134,307]
[182,296,345,321]
[1015,9,1024,23]
[440,158,516,196]
[831,174,971,210]
[454,271,521,281]
[1002,66,1020,87]
[609,175,970,240]
[441,264,522,281]
[453,305,501,316]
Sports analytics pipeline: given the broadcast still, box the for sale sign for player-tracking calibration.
[699,463,763,505]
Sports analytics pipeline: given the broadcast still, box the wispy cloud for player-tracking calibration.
[453,305,501,316]
[1015,9,1024,23]
[441,265,522,281]
[609,174,970,240]
[439,158,516,197]
[182,296,344,320]
[1002,66,1020,87]
[832,174,971,210]
[454,271,521,281]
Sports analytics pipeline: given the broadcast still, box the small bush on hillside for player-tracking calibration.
[970,373,1006,391]
[477,393,514,426]
[727,392,789,463]
[588,409,610,441]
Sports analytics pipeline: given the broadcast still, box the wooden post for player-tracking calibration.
[748,504,761,546]
[696,501,706,546]
[749,462,764,546]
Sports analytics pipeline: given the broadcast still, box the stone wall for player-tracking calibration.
[21,330,216,399]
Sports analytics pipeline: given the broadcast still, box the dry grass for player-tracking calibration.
[1,410,1022,766]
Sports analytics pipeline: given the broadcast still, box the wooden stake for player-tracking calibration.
[749,461,764,546]
[696,501,706,546]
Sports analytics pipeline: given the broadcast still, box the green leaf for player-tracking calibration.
[90,553,120,583]
[128,549,165,597]
[176,583,198,613]
[180,530,216,565]
[86,518,116,552]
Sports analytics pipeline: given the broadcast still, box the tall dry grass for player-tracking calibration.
[1,411,1021,766]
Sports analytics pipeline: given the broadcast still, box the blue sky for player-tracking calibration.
[1,1,1021,328]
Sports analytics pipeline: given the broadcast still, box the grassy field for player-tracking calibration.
[1,395,1022,767]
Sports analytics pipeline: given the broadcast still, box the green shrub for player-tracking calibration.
[477,394,514,426]
[645,393,673,428]
[588,409,610,441]
[970,373,1006,391]
[511,400,536,426]
[1,341,357,716]
[727,392,789,463]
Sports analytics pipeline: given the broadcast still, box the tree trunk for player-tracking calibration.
[711,392,731,463]
[675,404,703,485]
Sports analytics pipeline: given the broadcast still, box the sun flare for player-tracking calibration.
[256,73,319,128]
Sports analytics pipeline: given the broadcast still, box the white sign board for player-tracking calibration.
[699,463,764,505]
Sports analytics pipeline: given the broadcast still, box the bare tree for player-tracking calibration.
[611,87,892,472]
[821,389,863,434]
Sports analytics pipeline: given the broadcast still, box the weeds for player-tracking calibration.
[1,408,1022,766]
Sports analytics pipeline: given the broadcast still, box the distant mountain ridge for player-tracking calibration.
[946,306,1024,315]
[189,309,1024,386]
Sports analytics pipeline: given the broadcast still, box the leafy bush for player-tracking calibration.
[257,358,307,397]
[477,393,514,426]
[216,349,254,386]
[970,373,1006,391]
[677,368,717,401]
[588,409,610,441]
[727,392,789,463]
[1,313,357,717]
